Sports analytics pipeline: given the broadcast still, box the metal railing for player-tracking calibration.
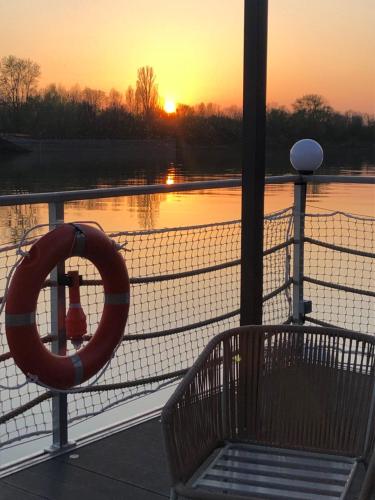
[0,175,372,207]
[0,174,374,476]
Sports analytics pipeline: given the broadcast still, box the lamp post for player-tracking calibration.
[290,139,323,324]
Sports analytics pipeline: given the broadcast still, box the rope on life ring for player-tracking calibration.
[5,223,130,390]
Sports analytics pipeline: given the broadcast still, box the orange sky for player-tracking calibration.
[0,0,374,113]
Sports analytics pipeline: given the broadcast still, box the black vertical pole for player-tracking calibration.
[240,0,268,326]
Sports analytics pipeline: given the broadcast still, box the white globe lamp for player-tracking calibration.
[290,139,323,174]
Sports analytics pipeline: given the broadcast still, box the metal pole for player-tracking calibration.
[48,202,70,450]
[240,0,268,326]
[292,178,307,324]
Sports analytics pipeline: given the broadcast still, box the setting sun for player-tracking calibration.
[164,100,176,114]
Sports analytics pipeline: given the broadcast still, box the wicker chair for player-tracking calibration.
[162,325,375,500]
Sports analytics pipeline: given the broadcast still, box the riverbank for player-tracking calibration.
[0,136,176,157]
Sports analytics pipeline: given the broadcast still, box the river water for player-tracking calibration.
[0,145,374,246]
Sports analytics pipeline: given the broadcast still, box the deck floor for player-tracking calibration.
[0,417,367,500]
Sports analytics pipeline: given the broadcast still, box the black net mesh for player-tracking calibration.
[1,205,373,459]
[303,209,374,334]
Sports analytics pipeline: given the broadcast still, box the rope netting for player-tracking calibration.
[1,206,373,453]
[0,209,292,450]
[303,209,374,334]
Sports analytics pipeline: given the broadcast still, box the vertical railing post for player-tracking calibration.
[48,201,70,450]
[290,139,324,324]
[292,177,307,324]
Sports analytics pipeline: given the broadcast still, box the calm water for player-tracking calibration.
[0,145,374,245]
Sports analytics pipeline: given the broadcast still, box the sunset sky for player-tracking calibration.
[0,0,374,113]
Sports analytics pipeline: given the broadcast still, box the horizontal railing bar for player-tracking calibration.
[306,316,363,333]
[1,280,295,362]
[35,240,293,290]
[304,237,375,259]
[109,218,241,237]
[304,276,375,297]
[1,176,373,206]
[302,175,375,185]
[0,179,242,206]
[0,351,11,362]
[0,306,366,423]
[124,310,240,341]
[1,278,292,363]
[0,309,241,363]
[262,279,293,302]
[0,210,291,258]
[75,368,188,393]
[0,392,52,425]
[263,238,294,256]
[0,335,56,363]
[41,263,237,287]
[0,369,188,424]
[130,260,240,284]
[0,237,39,254]
[0,279,292,363]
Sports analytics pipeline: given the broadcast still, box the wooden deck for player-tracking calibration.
[0,418,367,500]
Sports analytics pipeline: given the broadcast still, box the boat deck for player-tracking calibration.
[1,418,169,499]
[0,418,368,500]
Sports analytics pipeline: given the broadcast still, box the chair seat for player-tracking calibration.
[190,443,357,499]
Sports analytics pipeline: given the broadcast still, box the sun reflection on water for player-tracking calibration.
[166,167,176,185]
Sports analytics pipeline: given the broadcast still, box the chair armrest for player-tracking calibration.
[161,330,228,484]
[162,325,266,484]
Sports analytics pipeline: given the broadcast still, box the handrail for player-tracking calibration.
[304,276,375,298]
[304,236,375,259]
[0,179,242,206]
[303,175,375,184]
[0,175,373,207]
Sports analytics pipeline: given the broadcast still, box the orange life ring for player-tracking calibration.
[5,223,130,390]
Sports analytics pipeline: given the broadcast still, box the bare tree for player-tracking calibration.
[0,55,40,109]
[42,83,69,103]
[293,94,333,121]
[68,84,82,103]
[108,88,123,109]
[125,85,137,114]
[135,66,159,116]
[195,102,220,117]
[223,105,242,119]
[176,103,194,117]
[81,87,106,111]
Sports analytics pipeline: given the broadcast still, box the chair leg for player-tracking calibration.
[170,488,178,500]
[359,450,375,500]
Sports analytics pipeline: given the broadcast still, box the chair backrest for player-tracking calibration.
[234,325,375,458]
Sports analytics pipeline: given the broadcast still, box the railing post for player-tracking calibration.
[290,139,324,324]
[48,201,71,451]
[292,178,307,324]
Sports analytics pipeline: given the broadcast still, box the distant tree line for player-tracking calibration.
[0,55,373,146]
